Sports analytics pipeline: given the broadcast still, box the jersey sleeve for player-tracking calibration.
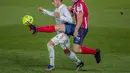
[59,6,73,23]
[42,9,54,17]
[77,3,84,13]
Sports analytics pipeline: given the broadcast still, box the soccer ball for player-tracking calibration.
[22,15,34,25]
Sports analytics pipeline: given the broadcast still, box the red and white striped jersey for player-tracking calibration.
[71,0,88,29]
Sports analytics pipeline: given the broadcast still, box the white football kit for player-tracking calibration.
[43,4,72,49]
[42,4,81,68]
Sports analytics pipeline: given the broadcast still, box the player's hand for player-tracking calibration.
[67,6,72,10]
[74,28,79,37]
[38,7,44,12]
[54,12,60,18]
[67,6,74,16]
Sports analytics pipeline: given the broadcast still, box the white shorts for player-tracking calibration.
[51,33,70,50]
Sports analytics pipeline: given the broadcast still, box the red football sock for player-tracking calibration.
[81,46,96,55]
[36,25,56,32]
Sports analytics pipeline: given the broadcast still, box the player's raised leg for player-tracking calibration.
[26,22,65,34]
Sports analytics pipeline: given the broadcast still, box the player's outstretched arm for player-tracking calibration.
[38,7,54,17]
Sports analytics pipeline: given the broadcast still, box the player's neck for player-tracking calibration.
[74,0,80,4]
[57,3,63,8]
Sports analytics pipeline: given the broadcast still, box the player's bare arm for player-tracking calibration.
[74,12,83,37]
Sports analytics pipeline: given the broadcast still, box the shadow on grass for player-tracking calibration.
[80,68,101,72]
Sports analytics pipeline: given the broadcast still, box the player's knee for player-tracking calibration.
[73,48,80,53]
[64,48,71,55]
[55,24,65,32]
[47,40,55,48]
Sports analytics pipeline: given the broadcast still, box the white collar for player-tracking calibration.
[58,4,64,9]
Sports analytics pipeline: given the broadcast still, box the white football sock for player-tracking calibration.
[47,44,55,66]
[67,51,81,65]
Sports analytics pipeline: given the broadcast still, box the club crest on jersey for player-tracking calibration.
[77,5,83,11]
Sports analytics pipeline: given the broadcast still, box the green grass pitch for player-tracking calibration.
[0,0,130,73]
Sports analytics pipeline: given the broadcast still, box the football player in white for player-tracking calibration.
[38,0,84,71]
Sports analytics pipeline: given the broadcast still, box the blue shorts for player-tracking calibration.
[64,23,88,45]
